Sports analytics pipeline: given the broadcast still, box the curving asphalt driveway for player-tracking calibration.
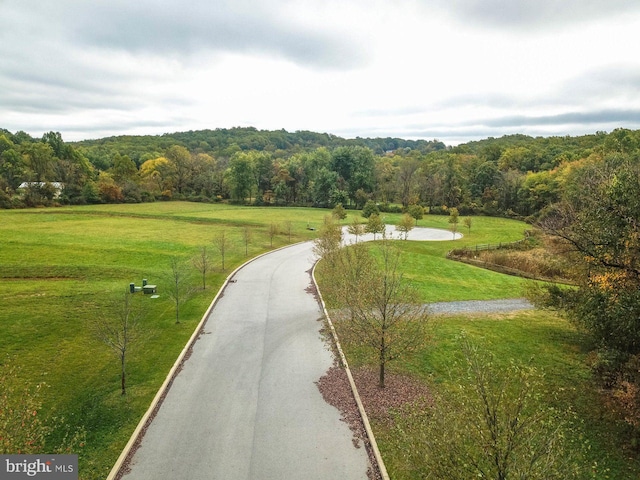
[121,241,370,480]
[119,226,526,480]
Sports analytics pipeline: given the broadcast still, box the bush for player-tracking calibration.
[378,203,403,213]
[591,348,629,389]
[0,189,12,209]
[362,200,379,218]
[393,338,588,480]
[429,205,448,215]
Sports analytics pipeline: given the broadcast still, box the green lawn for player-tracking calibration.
[363,310,640,479]
[4,203,631,479]
[0,202,331,479]
[349,213,532,302]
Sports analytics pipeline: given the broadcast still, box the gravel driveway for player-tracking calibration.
[427,298,533,315]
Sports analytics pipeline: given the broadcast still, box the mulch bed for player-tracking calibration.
[316,365,432,480]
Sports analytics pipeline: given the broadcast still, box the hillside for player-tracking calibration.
[2,126,639,222]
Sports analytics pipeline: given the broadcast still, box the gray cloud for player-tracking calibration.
[557,66,640,103]
[478,109,640,128]
[428,0,640,30]
[0,0,366,119]
[62,0,366,70]
[415,66,640,115]
[2,0,639,145]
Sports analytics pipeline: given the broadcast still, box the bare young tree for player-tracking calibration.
[242,225,252,257]
[283,219,293,242]
[192,246,212,290]
[326,238,431,388]
[213,230,231,271]
[269,222,279,247]
[166,256,195,324]
[91,290,143,395]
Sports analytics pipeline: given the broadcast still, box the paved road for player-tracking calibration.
[342,225,463,243]
[122,242,370,480]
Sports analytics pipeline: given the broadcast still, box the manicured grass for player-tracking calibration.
[0,202,333,479]
[340,311,640,479]
[0,203,540,479]
[342,213,532,302]
[316,213,640,478]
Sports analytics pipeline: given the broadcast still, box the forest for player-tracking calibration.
[1,126,639,223]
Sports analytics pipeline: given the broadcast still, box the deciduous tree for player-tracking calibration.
[269,223,279,247]
[213,230,231,271]
[227,152,255,203]
[448,207,459,238]
[396,213,414,240]
[192,246,212,290]
[347,216,365,243]
[407,204,423,225]
[312,215,343,263]
[323,238,430,387]
[538,155,640,361]
[332,202,347,220]
[361,199,379,218]
[463,216,472,234]
[90,290,144,395]
[166,145,192,195]
[283,220,293,242]
[365,213,385,240]
[165,256,195,324]
[242,225,252,257]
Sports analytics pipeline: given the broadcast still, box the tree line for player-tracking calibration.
[2,127,640,222]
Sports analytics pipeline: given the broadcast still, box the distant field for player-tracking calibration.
[0,202,529,479]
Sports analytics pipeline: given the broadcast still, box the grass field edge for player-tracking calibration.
[105,241,308,480]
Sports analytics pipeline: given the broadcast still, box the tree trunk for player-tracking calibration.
[379,335,386,388]
[121,356,126,396]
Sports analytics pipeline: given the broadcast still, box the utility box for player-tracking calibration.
[143,284,157,295]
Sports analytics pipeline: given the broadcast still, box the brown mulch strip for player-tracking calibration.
[316,365,432,480]
[351,367,433,423]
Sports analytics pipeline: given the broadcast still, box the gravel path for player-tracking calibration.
[426,298,533,315]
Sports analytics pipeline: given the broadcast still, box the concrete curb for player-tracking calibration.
[311,262,391,480]
[106,243,304,480]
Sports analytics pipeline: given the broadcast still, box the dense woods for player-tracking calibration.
[3,126,639,220]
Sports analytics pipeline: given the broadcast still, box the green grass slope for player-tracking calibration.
[0,203,541,479]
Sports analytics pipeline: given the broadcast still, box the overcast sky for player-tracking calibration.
[1,0,639,145]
